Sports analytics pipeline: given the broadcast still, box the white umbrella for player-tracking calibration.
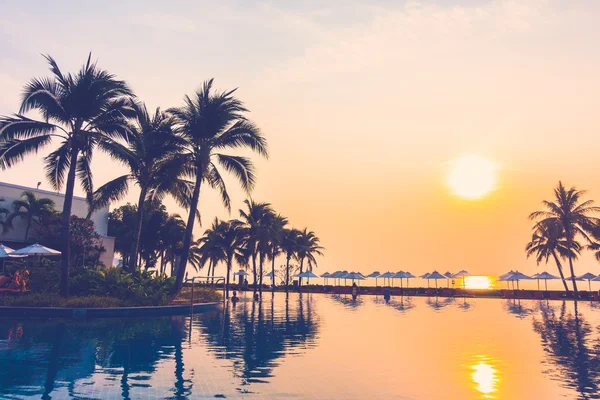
[452,270,470,288]
[264,271,276,286]
[443,271,454,287]
[500,271,533,290]
[378,271,395,287]
[321,272,332,285]
[298,271,319,284]
[426,270,447,289]
[11,243,61,256]
[420,272,431,288]
[392,271,406,288]
[533,271,559,292]
[577,272,598,292]
[234,270,249,277]
[366,271,381,286]
[400,271,415,288]
[344,272,365,284]
[0,244,25,273]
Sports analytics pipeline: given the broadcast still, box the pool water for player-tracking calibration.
[1,292,600,399]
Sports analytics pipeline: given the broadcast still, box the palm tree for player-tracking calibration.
[530,182,600,294]
[0,54,134,296]
[265,213,288,290]
[190,218,226,279]
[168,79,268,294]
[218,219,244,298]
[158,214,187,276]
[280,228,301,292]
[8,191,55,242]
[239,200,273,296]
[526,219,579,293]
[92,102,187,273]
[296,228,324,286]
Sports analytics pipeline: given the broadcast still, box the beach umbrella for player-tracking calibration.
[298,271,319,284]
[321,272,332,285]
[426,270,448,289]
[392,271,406,288]
[11,243,61,256]
[233,269,249,284]
[401,271,415,287]
[577,272,598,292]
[264,271,276,286]
[501,271,533,290]
[0,244,25,273]
[533,271,559,292]
[452,270,470,288]
[367,271,381,286]
[378,271,395,286]
[344,272,365,285]
[420,272,431,287]
[443,271,454,287]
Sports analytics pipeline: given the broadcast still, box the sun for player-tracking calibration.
[447,155,498,199]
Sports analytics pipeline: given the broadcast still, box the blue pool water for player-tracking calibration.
[1,292,600,399]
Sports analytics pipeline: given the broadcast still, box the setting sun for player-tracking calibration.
[448,155,498,199]
[464,276,494,290]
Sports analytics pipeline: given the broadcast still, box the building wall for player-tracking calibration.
[0,181,114,263]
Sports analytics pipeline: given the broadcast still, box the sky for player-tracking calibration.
[1,0,600,279]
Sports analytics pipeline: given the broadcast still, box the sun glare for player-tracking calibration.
[471,359,499,398]
[463,276,494,290]
[448,155,498,199]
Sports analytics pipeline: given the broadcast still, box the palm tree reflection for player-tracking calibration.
[195,292,320,388]
[533,301,600,399]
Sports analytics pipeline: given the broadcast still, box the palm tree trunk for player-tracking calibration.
[226,256,232,299]
[271,251,276,291]
[551,251,570,293]
[128,186,147,274]
[173,175,202,295]
[298,257,304,287]
[568,253,578,294]
[60,148,79,297]
[285,254,291,293]
[259,255,264,296]
[24,217,32,242]
[252,252,257,296]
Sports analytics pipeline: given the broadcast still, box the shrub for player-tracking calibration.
[0,293,125,308]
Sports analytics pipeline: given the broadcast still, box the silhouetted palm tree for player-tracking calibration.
[190,217,225,278]
[239,199,273,295]
[0,197,9,235]
[158,214,186,276]
[530,182,600,293]
[9,191,55,242]
[296,228,324,286]
[218,219,244,298]
[168,79,268,294]
[92,103,187,273]
[0,54,134,296]
[280,228,301,292]
[265,213,288,290]
[526,219,580,293]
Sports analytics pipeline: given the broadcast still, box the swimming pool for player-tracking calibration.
[1,292,599,399]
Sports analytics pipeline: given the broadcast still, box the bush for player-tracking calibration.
[0,293,125,308]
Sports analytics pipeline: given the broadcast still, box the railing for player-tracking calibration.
[183,276,226,313]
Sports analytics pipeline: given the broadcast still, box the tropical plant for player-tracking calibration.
[526,220,580,292]
[0,54,135,296]
[238,199,273,295]
[8,190,55,241]
[280,228,301,292]
[157,214,187,276]
[296,228,324,286]
[529,182,600,293]
[218,219,244,298]
[265,213,288,290]
[189,217,225,278]
[168,79,268,294]
[92,103,187,272]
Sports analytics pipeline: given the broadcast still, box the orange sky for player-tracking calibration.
[1,1,600,278]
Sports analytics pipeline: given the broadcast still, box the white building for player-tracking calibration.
[0,181,115,266]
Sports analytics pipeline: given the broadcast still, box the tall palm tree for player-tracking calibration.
[296,228,324,286]
[239,200,273,296]
[168,79,268,294]
[9,191,55,242]
[91,102,187,273]
[526,220,579,293]
[158,214,187,276]
[530,182,600,294]
[265,213,288,290]
[280,228,301,292]
[0,54,134,296]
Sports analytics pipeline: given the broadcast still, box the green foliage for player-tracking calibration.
[32,214,102,267]
[0,293,124,308]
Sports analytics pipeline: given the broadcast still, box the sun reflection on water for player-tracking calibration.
[471,358,499,398]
